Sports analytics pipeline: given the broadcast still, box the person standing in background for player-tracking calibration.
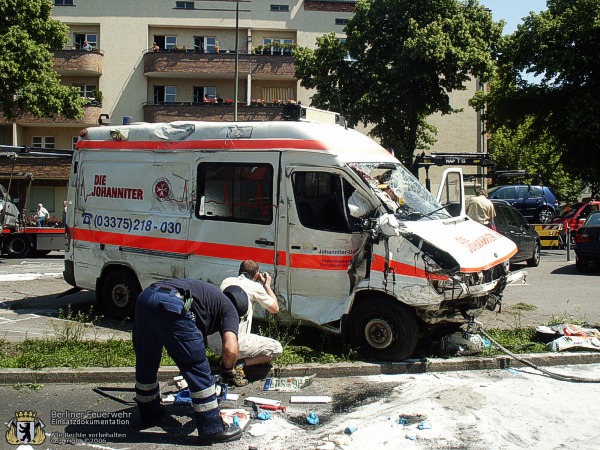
[62,200,67,228]
[466,188,496,228]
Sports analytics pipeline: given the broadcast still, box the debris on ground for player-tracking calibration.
[263,374,316,391]
[440,331,491,356]
[536,323,600,351]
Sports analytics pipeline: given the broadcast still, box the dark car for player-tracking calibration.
[488,185,560,224]
[574,211,600,272]
[491,199,541,267]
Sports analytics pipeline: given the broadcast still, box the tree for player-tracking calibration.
[471,0,600,190]
[488,120,587,203]
[0,0,84,120]
[293,0,502,165]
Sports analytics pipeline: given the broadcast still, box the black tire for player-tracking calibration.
[102,269,141,320]
[575,257,588,273]
[536,207,554,224]
[4,235,32,258]
[349,298,418,362]
[526,241,541,267]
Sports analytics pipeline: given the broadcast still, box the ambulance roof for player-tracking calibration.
[78,120,397,164]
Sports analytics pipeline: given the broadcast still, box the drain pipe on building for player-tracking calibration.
[469,320,600,383]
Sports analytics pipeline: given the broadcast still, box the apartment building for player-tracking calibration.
[0,0,484,217]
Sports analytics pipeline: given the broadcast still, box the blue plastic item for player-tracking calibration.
[257,412,271,421]
[398,417,408,426]
[306,411,320,425]
[174,389,192,404]
[344,426,358,435]
[232,415,241,427]
[417,420,432,430]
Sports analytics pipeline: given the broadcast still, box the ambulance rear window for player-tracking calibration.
[196,163,274,224]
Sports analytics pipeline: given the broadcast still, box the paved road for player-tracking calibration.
[0,249,599,345]
[1,364,599,449]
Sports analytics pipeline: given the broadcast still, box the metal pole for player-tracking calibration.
[234,0,240,122]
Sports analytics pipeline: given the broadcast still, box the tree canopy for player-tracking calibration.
[472,0,600,190]
[293,0,502,165]
[0,0,84,120]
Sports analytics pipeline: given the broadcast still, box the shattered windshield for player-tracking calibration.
[349,162,450,220]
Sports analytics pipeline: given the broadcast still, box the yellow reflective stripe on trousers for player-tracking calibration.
[190,385,216,399]
[192,400,218,412]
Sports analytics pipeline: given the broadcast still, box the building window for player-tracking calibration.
[165,36,177,50]
[197,163,274,224]
[335,18,349,25]
[194,36,216,53]
[263,38,294,55]
[261,87,295,103]
[154,86,177,104]
[175,1,194,9]
[73,33,97,50]
[270,4,289,12]
[54,0,74,5]
[32,137,55,149]
[74,84,96,99]
[193,86,216,102]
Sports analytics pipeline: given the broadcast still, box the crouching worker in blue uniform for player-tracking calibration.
[133,279,249,445]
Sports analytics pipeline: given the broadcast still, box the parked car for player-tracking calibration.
[574,211,600,272]
[553,201,600,245]
[488,185,560,224]
[491,199,541,267]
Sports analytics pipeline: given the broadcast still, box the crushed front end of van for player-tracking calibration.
[343,162,526,361]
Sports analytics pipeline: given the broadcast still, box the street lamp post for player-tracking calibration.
[234,0,240,121]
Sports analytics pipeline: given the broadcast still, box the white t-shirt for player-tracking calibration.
[37,207,49,218]
[220,274,276,336]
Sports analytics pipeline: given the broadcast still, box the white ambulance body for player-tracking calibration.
[64,120,524,360]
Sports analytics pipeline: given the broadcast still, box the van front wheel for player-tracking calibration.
[102,269,141,320]
[349,298,418,362]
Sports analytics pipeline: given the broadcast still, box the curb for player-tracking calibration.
[2,351,600,384]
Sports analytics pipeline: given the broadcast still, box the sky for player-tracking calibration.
[480,0,548,34]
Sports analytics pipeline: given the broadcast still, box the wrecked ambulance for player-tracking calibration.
[63,119,525,361]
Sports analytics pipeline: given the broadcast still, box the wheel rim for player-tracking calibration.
[364,317,394,349]
[111,283,131,308]
[9,238,26,255]
[538,209,553,223]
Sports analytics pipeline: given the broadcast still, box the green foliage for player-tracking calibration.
[293,0,502,165]
[488,119,587,202]
[0,0,85,119]
[473,0,600,192]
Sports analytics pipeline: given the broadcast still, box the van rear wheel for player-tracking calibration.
[102,269,141,320]
[349,298,418,362]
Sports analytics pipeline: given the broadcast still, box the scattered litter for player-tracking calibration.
[248,423,269,437]
[344,425,358,435]
[257,411,272,421]
[225,393,240,401]
[259,404,287,412]
[290,396,332,404]
[306,411,320,425]
[161,394,176,404]
[220,409,251,430]
[215,382,228,403]
[506,368,521,375]
[405,434,417,441]
[417,420,432,430]
[174,389,191,404]
[547,335,600,352]
[536,323,600,342]
[244,396,281,406]
[172,375,188,390]
[263,374,316,391]
[397,417,408,426]
[441,331,491,356]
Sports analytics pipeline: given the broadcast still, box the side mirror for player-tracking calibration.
[377,213,400,237]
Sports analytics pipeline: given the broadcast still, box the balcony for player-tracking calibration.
[144,51,295,80]
[143,103,285,123]
[0,104,103,126]
[53,49,104,76]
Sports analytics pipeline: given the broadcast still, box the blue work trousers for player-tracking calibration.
[134,286,223,435]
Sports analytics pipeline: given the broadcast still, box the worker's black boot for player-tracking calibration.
[197,423,242,445]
